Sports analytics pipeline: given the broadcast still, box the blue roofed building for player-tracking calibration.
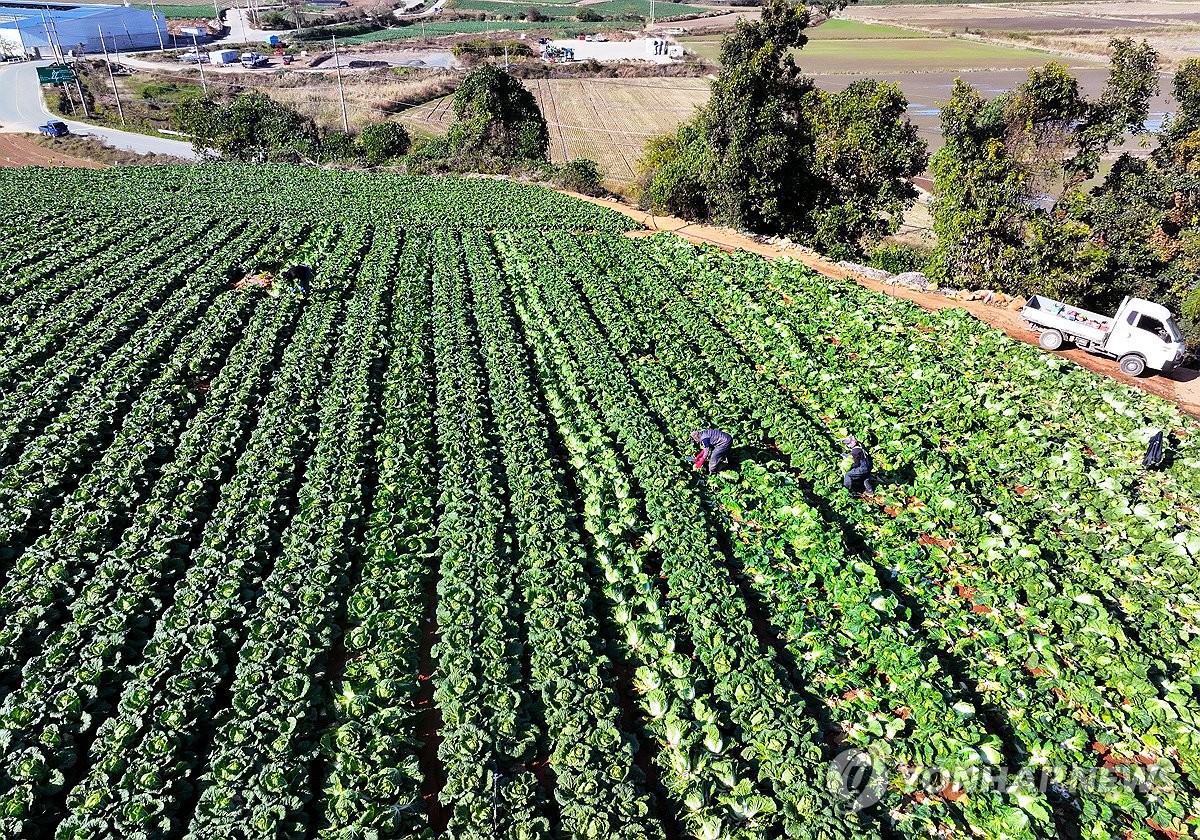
[0,2,165,58]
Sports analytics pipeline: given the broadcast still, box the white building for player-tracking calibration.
[0,2,166,58]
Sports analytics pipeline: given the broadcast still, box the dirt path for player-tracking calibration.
[0,134,103,169]
[564,190,1200,417]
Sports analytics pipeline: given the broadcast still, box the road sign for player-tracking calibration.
[37,65,76,84]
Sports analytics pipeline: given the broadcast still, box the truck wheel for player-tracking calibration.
[1119,354,1146,377]
[1038,329,1064,351]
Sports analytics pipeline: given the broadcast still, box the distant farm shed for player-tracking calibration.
[0,1,165,58]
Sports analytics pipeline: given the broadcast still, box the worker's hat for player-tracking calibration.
[840,435,858,447]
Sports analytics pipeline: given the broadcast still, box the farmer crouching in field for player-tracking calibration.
[281,264,311,297]
[691,429,733,475]
[841,435,876,495]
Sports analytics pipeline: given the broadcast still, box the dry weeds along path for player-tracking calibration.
[0,136,103,169]
[562,189,1200,417]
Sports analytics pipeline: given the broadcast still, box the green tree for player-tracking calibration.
[928,80,1031,285]
[356,121,411,164]
[929,39,1159,293]
[175,92,321,162]
[636,0,926,257]
[447,65,549,161]
[808,79,927,258]
[697,0,819,231]
[1069,58,1200,343]
[636,117,709,220]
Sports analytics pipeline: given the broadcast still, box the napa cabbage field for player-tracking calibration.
[0,164,1198,840]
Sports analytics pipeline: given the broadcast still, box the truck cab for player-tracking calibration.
[1108,297,1187,375]
[38,120,68,137]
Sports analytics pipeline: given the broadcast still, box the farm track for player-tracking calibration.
[1,166,1199,840]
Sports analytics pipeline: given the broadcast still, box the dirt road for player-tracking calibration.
[0,134,102,169]
[565,190,1200,417]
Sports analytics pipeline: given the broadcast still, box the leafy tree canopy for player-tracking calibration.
[637,0,927,257]
[930,41,1200,346]
[176,92,323,163]
[447,65,549,161]
[929,38,1159,296]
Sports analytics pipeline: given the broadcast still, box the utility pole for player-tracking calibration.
[332,33,349,132]
[65,31,91,118]
[98,27,125,123]
[75,71,90,117]
[40,9,75,114]
[503,43,508,70]
[39,9,59,63]
[148,0,166,50]
[192,31,208,95]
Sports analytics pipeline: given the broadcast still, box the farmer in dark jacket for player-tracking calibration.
[281,264,311,296]
[691,429,733,475]
[841,435,876,494]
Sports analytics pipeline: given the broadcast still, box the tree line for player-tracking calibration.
[173,64,602,194]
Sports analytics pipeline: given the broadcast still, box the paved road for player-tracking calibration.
[0,60,197,158]
[212,8,277,45]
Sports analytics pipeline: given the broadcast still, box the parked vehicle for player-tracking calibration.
[208,48,239,65]
[178,51,207,63]
[38,120,68,137]
[1020,294,1187,376]
[240,51,269,68]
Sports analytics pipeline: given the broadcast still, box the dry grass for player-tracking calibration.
[219,68,460,130]
[1009,29,1200,64]
[398,75,711,180]
[32,135,186,166]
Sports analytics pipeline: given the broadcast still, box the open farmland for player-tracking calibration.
[1,164,1200,840]
[682,30,1089,71]
[843,1,1200,65]
[447,0,713,19]
[399,76,710,179]
[680,14,1182,153]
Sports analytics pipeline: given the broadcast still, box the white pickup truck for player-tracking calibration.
[1020,295,1187,376]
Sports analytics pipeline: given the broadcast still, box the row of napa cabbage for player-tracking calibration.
[0,165,643,234]
[555,230,1056,840]
[496,230,867,840]
[462,228,664,838]
[625,234,1200,840]
[429,229,553,837]
[40,226,365,839]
